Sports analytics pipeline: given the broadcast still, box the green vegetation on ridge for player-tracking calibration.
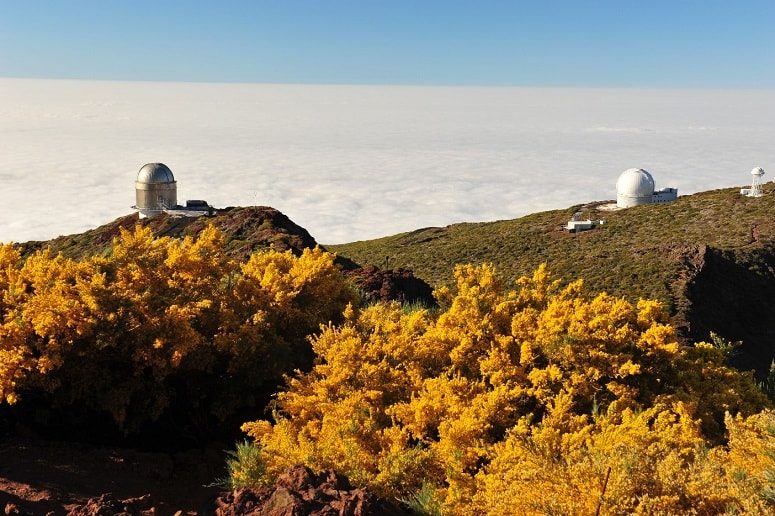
[328,185,775,309]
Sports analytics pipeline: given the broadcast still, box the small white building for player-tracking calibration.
[566,219,605,232]
[616,168,677,208]
[566,210,605,232]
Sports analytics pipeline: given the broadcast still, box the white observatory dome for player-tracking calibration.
[752,167,765,176]
[134,163,177,218]
[616,168,655,208]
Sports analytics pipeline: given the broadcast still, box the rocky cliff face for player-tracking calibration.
[674,243,775,377]
[663,240,775,378]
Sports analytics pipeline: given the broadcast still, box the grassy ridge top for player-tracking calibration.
[328,185,775,308]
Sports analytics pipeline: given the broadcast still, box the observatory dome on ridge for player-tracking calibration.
[137,163,175,184]
[617,168,655,197]
[615,168,676,208]
[134,162,177,218]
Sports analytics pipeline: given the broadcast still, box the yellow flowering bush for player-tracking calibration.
[242,263,772,513]
[0,226,355,433]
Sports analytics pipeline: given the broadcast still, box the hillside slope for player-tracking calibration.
[18,205,435,307]
[19,206,318,261]
[329,185,775,375]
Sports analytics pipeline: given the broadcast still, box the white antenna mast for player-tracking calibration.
[742,167,765,197]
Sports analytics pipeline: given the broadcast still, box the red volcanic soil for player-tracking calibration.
[0,440,410,515]
[0,437,224,515]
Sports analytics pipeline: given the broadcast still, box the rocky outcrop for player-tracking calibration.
[345,265,436,307]
[679,244,775,376]
[663,241,775,378]
[181,206,319,260]
[1,463,409,516]
[666,244,708,340]
[214,466,409,516]
[66,494,156,516]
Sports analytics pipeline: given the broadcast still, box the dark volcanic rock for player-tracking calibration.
[346,265,436,307]
[679,244,775,377]
[663,241,775,379]
[214,465,409,516]
[67,493,156,516]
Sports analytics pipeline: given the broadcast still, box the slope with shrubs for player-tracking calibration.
[329,186,775,304]
[329,185,775,375]
[18,206,320,261]
[238,264,775,514]
[4,220,775,512]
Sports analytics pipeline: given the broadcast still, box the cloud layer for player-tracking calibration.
[1,79,773,244]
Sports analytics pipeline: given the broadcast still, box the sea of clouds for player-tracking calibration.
[1,78,774,244]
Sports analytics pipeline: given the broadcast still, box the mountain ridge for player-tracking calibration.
[14,185,775,376]
[16,205,434,308]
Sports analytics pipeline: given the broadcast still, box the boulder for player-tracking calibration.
[214,465,409,516]
[346,266,435,306]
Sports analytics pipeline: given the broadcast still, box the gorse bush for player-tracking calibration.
[241,264,774,514]
[0,226,355,434]
[4,225,774,512]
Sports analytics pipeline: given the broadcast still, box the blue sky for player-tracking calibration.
[1,0,773,87]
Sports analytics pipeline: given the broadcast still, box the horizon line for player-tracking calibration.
[2,75,774,92]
